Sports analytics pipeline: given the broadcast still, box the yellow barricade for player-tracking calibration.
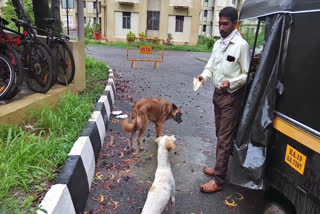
[126,37,165,69]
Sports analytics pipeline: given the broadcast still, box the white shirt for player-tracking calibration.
[201,29,250,93]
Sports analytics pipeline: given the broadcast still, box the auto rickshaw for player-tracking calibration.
[229,1,320,213]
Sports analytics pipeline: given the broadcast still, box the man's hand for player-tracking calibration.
[220,80,230,89]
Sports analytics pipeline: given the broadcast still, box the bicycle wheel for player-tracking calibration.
[24,42,54,93]
[54,40,75,85]
[0,54,15,100]
[0,43,24,100]
[34,40,57,83]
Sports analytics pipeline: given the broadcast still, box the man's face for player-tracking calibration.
[219,16,236,38]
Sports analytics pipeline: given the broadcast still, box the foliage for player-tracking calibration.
[1,0,34,30]
[126,31,136,42]
[166,33,173,45]
[0,57,108,213]
[92,22,101,33]
[85,20,94,40]
[86,35,213,52]
[138,32,145,38]
[205,37,216,50]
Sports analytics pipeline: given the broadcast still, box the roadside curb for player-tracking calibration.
[38,69,116,214]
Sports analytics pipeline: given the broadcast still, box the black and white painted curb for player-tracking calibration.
[38,69,116,214]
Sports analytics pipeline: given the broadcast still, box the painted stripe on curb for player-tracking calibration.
[98,95,111,120]
[38,184,75,214]
[89,111,106,146]
[81,121,101,162]
[39,70,116,214]
[54,156,89,213]
[95,102,108,130]
[68,136,96,189]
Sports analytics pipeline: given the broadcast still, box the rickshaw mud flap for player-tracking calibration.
[229,14,289,190]
[267,167,320,214]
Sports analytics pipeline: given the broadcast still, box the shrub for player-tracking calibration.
[92,23,101,33]
[166,33,173,45]
[126,31,136,42]
[205,37,216,49]
[85,21,94,39]
[153,36,160,44]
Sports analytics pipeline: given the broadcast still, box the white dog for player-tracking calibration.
[141,135,176,214]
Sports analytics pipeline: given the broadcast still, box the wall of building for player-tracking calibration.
[114,11,139,38]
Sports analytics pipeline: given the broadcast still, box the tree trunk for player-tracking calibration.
[12,0,27,20]
[51,0,62,33]
[32,0,50,35]
[96,0,99,22]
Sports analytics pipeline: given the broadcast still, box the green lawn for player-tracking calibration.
[86,36,213,52]
[0,57,108,214]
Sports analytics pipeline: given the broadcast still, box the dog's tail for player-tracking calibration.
[121,115,137,133]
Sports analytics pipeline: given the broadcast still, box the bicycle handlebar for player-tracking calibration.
[0,17,9,26]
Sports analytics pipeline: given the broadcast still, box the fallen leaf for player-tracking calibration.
[235,193,244,200]
[96,172,103,180]
[100,195,104,202]
[111,200,118,209]
[224,198,238,207]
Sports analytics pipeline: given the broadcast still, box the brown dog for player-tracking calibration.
[122,98,182,151]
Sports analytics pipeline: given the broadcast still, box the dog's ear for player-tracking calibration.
[172,103,178,111]
[155,136,161,144]
[165,138,176,151]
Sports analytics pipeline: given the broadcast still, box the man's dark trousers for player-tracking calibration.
[212,88,242,186]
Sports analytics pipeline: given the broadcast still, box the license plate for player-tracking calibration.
[285,144,306,175]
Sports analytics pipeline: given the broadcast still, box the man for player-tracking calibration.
[198,6,250,193]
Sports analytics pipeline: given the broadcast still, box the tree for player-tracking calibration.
[3,0,34,30]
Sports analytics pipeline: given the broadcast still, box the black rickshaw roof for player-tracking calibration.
[239,0,320,20]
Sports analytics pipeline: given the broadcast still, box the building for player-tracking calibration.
[61,0,201,45]
[199,0,214,37]
[199,0,246,38]
[101,0,201,45]
[60,0,103,32]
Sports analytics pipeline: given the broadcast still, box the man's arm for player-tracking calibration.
[229,42,250,90]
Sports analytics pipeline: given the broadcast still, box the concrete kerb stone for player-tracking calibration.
[38,69,116,214]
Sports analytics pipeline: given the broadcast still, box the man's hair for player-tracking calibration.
[219,7,238,22]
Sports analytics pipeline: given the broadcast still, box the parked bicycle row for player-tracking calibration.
[0,16,75,101]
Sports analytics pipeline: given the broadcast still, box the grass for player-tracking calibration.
[0,56,109,214]
[86,36,213,52]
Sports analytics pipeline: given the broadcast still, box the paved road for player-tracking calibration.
[84,46,266,214]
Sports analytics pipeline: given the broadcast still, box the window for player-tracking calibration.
[123,12,131,29]
[99,2,101,13]
[83,1,86,8]
[84,16,86,24]
[205,0,208,2]
[147,11,160,30]
[202,25,206,32]
[93,2,96,9]
[94,17,97,23]
[232,0,235,4]
[99,17,101,24]
[204,10,208,18]
[175,16,184,32]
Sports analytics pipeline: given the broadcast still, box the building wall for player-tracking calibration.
[102,0,200,45]
[114,11,139,38]
[59,0,201,45]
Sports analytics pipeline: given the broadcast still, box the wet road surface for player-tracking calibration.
[84,46,266,214]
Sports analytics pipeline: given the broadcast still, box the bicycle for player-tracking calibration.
[0,17,54,94]
[0,54,15,100]
[26,18,75,85]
